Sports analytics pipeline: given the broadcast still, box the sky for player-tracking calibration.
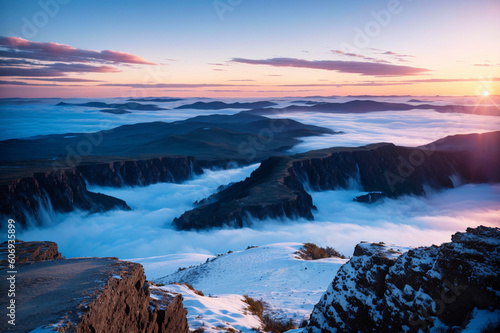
[0,0,499,98]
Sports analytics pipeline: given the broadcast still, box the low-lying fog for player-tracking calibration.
[268,110,500,152]
[18,164,500,260]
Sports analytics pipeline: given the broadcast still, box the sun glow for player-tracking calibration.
[482,90,490,96]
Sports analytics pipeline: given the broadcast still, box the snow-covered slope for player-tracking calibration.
[155,243,347,323]
[128,253,214,280]
[151,284,262,333]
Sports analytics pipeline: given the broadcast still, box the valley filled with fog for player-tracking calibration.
[9,96,500,262]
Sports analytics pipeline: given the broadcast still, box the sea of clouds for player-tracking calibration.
[17,167,500,260]
[9,96,500,262]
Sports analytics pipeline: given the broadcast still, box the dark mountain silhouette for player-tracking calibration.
[0,113,336,178]
[244,99,500,116]
[175,101,277,109]
[127,97,183,102]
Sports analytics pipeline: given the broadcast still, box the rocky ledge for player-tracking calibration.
[0,241,189,333]
[306,226,500,332]
[0,156,202,227]
[0,240,62,267]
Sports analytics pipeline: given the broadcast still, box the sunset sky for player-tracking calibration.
[0,0,499,98]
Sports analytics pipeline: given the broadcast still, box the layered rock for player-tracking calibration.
[306,226,500,332]
[173,142,493,230]
[0,156,202,228]
[0,241,189,333]
[173,155,315,230]
[0,168,130,228]
[76,156,202,187]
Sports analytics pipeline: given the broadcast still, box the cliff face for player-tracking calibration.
[0,156,202,228]
[0,241,189,333]
[173,156,315,230]
[306,226,500,332]
[0,169,130,228]
[173,143,489,230]
[76,156,202,187]
[74,262,189,333]
[291,144,465,197]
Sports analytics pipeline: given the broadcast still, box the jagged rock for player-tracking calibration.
[0,169,131,228]
[0,242,189,333]
[0,156,202,227]
[173,141,496,230]
[173,155,315,230]
[306,226,500,332]
[353,192,386,203]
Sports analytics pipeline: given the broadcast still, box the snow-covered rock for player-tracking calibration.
[306,226,500,332]
[152,283,262,333]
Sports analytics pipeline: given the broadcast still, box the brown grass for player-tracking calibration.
[244,295,297,333]
[295,243,346,260]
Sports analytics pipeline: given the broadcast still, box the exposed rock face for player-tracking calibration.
[76,156,202,187]
[0,169,130,228]
[174,142,497,230]
[0,242,189,333]
[173,155,315,230]
[0,240,62,267]
[73,262,188,333]
[0,156,202,228]
[306,226,500,332]
[419,130,500,183]
[291,144,464,196]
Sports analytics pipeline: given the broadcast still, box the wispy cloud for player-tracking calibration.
[474,63,499,67]
[99,83,256,88]
[0,80,81,86]
[369,48,415,58]
[26,77,104,82]
[331,50,389,64]
[231,57,429,76]
[0,63,119,76]
[278,77,500,87]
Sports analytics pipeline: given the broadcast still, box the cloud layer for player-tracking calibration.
[232,57,429,76]
[0,36,154,79]
[17,168,500,260]
[0,36,155,65]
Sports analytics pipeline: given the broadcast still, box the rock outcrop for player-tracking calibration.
[174,155,315,230]
[0,168,130,228]
[173,140,499,230]
[306,226,500,332]
[0,240,62,267]
[0,241,189,333]
[0,156,202,228]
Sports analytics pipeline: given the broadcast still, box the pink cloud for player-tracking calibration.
[231,57,429,76]
[0,36,155,65]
